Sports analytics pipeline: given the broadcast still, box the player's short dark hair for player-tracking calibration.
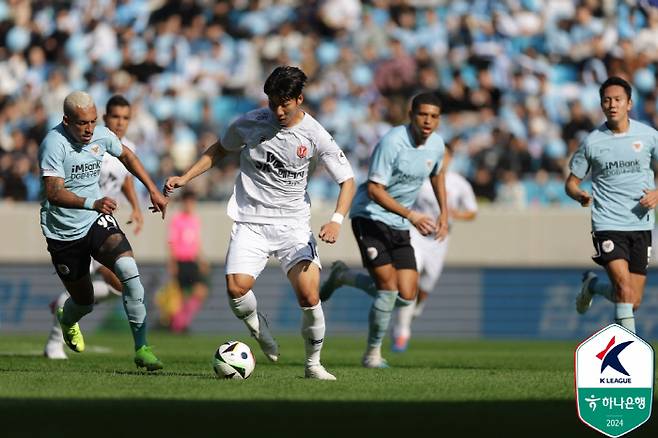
[410,92,442,114]
[263,66,307,101]
[599,77,632,101]
[106,95,131,113]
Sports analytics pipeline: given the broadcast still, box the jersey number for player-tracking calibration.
[97,215,118,229]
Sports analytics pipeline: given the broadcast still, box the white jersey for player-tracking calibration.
[222,108,354,225]
[98,137,136,199]
[414,171,478,228]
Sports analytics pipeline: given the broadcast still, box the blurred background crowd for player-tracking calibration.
[1,0,658,208]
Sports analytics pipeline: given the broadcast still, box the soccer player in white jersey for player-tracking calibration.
[391,143,477,352]
[568,77,658,333]
[44,95,145,359]
[164,66,356,380]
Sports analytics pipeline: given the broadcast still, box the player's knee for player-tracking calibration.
[226,276,252,297]
[113,256,140,282]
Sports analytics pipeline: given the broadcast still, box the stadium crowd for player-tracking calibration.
[1,0,657,207]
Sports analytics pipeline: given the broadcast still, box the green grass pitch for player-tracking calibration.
[1,332,656,437]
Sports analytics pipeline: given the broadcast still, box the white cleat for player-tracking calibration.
[304,364,337,380]
[44,342,68,360]
[576,271,597,314]
[361,354,389,369]
[254,312,279,362]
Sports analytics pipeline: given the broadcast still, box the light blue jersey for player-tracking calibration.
[569,119,658,231]
[350,125,445,229]
[39,124,123,240]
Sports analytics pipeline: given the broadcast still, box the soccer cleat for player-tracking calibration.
[254,312,279,362]
[304,364,337,380]
[361,354,389,369]
[319,260,348,302]
[391,336,409,353]
[134,345,163,371]
[576,271,597,314]
[44,342,68,360]
[56,308,85,353]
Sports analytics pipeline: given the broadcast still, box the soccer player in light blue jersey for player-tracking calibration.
[567,77,658,334]
[320,92,448,368]
[39,91,168,370]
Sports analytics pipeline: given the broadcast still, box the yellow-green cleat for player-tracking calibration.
[134,345,163,371]
[56,307,85,353]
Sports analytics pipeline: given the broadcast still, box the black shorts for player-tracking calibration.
[351,217,416,270]
[46,214,130,282]
[591,230,652,275]
[177,260,201,289]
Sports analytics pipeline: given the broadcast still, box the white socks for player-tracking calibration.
[229,290,260,337]
[301,303,326,367]
[393,301,416,340]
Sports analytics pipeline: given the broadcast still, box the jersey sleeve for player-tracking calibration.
[106,131,123,158]
[221,117,247,152]
[368,134,399,186]
[429,141,445,177]
[651,129,658,161]
[316,129,354,184]
[569,139,590,179]
[39,139,66,178]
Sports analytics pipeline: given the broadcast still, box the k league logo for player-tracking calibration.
[597,336,633,380]
[575,324,654,437]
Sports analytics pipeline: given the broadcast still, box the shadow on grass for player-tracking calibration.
[1,399,655,437]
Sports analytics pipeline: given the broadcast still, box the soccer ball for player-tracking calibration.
[213,340,256,379]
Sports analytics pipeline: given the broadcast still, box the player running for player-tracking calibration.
[320,92,448,368]
[568,76,658,334]
[39,91,167,370]
[43,95,145,359]
[164,66,355,380]
[391,142,477,352]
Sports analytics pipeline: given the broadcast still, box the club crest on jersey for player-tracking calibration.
[426,159,433,171]
[91,145,100,155]
[632,141,643,152]
[297,145,308,159]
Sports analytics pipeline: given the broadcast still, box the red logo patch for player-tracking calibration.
[297,145,308,159]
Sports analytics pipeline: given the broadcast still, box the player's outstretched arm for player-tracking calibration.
[164,140,228,196]
[430,171,449,241]
[367,181,435,236]
[565,173,592,207]
[118,146,168,218]
[43,176,117,214]
[319,177,356,244]
[120,176,143,234]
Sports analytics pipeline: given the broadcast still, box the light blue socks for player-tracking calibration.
[367,290,398,348]
[114,257,147,349]
[615,302,635,333]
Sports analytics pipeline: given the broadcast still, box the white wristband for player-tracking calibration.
[83,198,96,210]
[330,212,344,225]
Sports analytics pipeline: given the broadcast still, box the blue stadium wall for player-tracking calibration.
[1,264,657,340]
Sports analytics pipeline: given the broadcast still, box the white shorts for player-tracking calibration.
[225,222,321,278]
[410,228,449,293]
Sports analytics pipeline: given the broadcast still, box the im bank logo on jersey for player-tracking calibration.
[575,324,654,437]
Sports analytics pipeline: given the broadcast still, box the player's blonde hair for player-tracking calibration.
[63,91,95,117]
